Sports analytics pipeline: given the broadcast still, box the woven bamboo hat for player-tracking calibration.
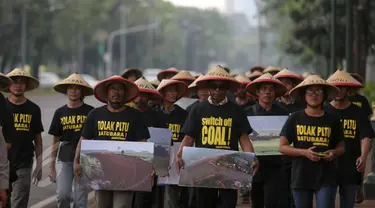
[157,67,179,81]
[263,66,282,74]
[274,68,303,83]
[188,74,205,89]
[157,79,187,100]
[349,73,364,85]
[134,78,162,100]
[234,74,251,85]
[327,70,363,88]
[6,68,39,91]
[149,79,160,88]
[289,75,339,96]
[247,71,263,81]
[250,66,265,73]
[120,68,143,80]
[0,72,13,92]
[94,75,139,103]
[171,70,196,82]
[246,73,287,97]
[196,66,240,91]
[54,73,93,96]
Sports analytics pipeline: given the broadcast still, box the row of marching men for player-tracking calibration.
[0,64,373,208]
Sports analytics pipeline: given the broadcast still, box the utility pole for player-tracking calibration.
[21,4,27,68]
[345,0,354,72]
[120,4,128,73]
[330,0,336,73]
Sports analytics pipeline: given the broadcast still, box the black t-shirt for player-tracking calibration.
[186,100,199,113]
[349,93,372,117]
[324,103,375,185]
[141,107,167,128]
[48,103,94,162]
[0,93,14,143]
[81,105,150,141]
[245,102,289,116]
[280,110,343,189]
[182,100,252,151]
[6,98,44,169]
[277,100,306,114]
[161,105,188,143]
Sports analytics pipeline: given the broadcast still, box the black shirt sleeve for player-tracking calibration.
[135,112,150,141]
[32,106,44,134]
[358,111,375,139]
[280,112,296,144]
[81,110,95,139]
[182,104,199,139]
[361,96,373,118]
[2,110,14,143]
[238,108,253,135]
[48,109,62,137]
[329,118,344,148]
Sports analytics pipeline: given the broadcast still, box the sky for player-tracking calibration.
[165,0,226,11]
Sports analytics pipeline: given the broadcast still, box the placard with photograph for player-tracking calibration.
[79,140,154,192]
[247,116,288,156]
[175,97,198,110]
[157,142,181,185]
[178,147,255,190]
[147,127,172,176]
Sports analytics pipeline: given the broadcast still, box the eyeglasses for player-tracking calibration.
[208,83,229,90]
[305,90,324,96]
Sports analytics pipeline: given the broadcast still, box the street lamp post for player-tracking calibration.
[104,22,159,77]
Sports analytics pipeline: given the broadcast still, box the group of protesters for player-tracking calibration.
[0,64,373,208]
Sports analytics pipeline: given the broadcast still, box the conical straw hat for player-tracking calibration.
[157,79,187,100]
[246,73,287,97]
[157,67,179,81]
[6,68,39,91]
[250,66,265,73]
[194,73,203,78]
[274,68,303,83]
[188,74,205,89]
[94,75,139,103]
[0,73,13,92]
[196,66,240,91]
[289,75,339,96]
[120,68,143,79]
[349,73,364,84]
[134,78,162,100]
[149,79,160,88]
[327,70,363,88]
[263,66,282,74]
[171,70,196,82]
[54,73,93,96]
[234,74,251,85]
[248,71,263,81]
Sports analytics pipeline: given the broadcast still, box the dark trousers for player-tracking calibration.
[134,177,164,208]
[285,164,296,208]
[195,187,237,208]
[251,166,288,208]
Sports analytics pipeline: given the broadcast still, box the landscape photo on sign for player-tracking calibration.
[147,127,172,176]
[175,97,198,110]
[245,116,288,156]
[79,140,154,192]
[157,142,181,185]
[179,147,255,190]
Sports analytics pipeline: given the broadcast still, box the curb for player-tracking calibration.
[29,191,95,208]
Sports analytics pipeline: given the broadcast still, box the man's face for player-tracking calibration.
[305,86,324,108]
[134,92,149,109]
[197,86,209,100]
[67,85,82,101]
[279,78,295,92]
[256,83,276,104]
[208,80,229,102]
[334,86,349,101]
[9,77,27,96]
[162,85,178,103]
[235,84,247,99]
[107,82,126,108]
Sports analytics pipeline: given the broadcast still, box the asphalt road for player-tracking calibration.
[24,93,103,207]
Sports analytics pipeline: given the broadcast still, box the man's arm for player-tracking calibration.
[176,135,195,159]
[34,134,43,168]
[239,134,254,152]
[50,136,60,166]
[74,137,87,164]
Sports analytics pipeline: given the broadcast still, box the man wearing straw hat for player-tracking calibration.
[247,70,263,82]
[274,69,305,114]
[157,68,179,82]
[249,66,265,73]
[234,74,255,109]
[120,68,143,82]
[0,73,13,208]
[73,75,150,208]
[186,75,209,112]
[279,75,345,208]
[176,66,259,208]
[156,79,190,208]
[263,66,282,76]
[245,73,289,208]
[3,68,44,208]
[48,73,94,208]
[171,70,196,98]
[325,70,375,207]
